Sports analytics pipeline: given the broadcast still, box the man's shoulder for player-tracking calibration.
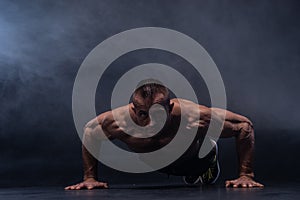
[98,104,131,127]
[171,98,200,110]
[171,98,209,117]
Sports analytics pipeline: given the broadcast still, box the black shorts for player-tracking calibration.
[158,143,216,176]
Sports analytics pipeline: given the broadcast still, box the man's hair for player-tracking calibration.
[132,79,170,104]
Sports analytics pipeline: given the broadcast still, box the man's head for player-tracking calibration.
[131,79,174,126]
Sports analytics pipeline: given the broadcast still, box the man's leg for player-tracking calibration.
[183,139,220,185]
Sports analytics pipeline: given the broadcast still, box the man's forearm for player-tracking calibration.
[82,121,103,181]
[81,116,112,182]
[236,122,255,178]
[82,145,98,180]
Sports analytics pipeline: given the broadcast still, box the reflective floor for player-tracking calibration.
[0,182,299,200]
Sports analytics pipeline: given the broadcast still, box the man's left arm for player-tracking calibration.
[227,121,263,188]
[210,108,264,188]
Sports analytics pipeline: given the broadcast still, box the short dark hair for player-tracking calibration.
[132,79,170,104]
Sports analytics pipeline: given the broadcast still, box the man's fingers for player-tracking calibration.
[226,180,239,188]
[225,180,234,187]
[64,186,71,190]
[225,181,230,187]
[95,182,108,188]
[226,180,246,188]
[75,183,84,190]
[253,182,264,187]
[65,184,78,190]
[64,183,87,190]
[71,185,78,190]
[65,181,109,190]
[85,182,109,190]
[225,179,264,188]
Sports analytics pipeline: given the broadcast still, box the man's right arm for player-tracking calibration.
[65,113,114,190]
[64,146,108,190]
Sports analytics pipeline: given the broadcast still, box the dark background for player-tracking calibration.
[0,0,299,187]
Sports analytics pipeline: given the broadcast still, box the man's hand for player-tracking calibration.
[64,178,108,190]
[225,176,264,188]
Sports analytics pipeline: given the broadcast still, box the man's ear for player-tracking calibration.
[131,105,136,113]
[169,102,174,113]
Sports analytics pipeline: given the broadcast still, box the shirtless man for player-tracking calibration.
[65,80,264,190]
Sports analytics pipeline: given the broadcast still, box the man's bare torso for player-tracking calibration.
[99,98,210,154]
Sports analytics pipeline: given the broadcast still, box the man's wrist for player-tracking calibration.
[239,172,254,179]
[83,175,98,181]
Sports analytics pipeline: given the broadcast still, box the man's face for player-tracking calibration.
[132,93,172,127]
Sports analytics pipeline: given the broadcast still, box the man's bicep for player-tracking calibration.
[198,107,228,138]
[83,118,105,141]
[83,113,115,141]
[96,111,123,140]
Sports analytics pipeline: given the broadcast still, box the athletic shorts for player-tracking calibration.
[158,141,216,176]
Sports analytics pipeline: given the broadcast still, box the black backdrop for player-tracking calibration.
[0,0,299,187]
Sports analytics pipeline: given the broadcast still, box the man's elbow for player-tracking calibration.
[238,121,255,143]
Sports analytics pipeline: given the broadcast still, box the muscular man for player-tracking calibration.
[65,80,263,190]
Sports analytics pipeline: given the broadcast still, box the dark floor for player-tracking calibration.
[1,182,299,200]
